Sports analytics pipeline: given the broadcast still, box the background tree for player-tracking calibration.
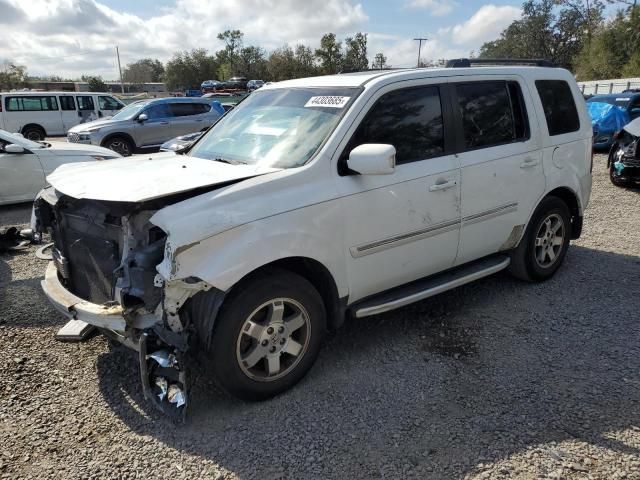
[294,45,317,77]
[217,29,244,77]
[0,62,27,90]
[237,46,268,79]
[81,75,108,92]
[164,49,217,90]
[372,52,388,70]
[315,33,343,74]
[479,0,603,69]
[343,33,369,72]
[122,58,164,84]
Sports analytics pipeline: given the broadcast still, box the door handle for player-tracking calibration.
[429,179,457,192]
[159,121,169,125]
[520,158,539,169]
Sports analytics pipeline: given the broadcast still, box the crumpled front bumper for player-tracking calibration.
[41,261,127,331]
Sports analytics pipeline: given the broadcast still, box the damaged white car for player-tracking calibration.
[35,61,592,416]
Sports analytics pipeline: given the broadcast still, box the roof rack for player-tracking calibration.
[445,58,556,68]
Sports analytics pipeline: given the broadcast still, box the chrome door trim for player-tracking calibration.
[350,218,460,258]
[462,202,518,226]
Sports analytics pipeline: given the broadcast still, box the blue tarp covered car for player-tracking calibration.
[587,101,631,149]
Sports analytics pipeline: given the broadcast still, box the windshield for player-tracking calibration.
[189,87,360,168]
[588,96,632,108]
[0,129,42,150]
[111,101,148,120]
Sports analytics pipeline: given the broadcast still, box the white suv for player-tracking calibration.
[35,61,592,414]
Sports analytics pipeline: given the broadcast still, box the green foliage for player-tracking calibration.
[81,75,108,92]
[165,49,218,90]
[479,0,604,69]
[122,58,164,84]
[343,33,368,72]
[372,53,388,70]
[575,6,640,79]
[0,62,27,90]
[315,33,344,74]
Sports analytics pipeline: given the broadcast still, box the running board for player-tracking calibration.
[353,255,510,318]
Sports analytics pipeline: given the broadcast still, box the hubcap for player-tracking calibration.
[108,140,131,156]
[534,213,565,268]
[236,298,311,382]
[26,131,42,141]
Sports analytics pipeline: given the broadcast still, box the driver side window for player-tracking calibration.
[144,104,172,120]
[340,85,444,174]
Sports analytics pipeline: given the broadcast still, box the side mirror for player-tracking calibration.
[5,144,25,154]
[347,144,396,175]
[137,113,148,123]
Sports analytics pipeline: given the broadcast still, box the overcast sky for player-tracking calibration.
[0,0,526,79]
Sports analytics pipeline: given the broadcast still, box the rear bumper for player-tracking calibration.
[41,262,127,331]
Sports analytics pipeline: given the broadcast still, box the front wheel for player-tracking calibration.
[207,269,326,400]
[610,161,629,187]
[509,196,571,282]
[103,136,134,156]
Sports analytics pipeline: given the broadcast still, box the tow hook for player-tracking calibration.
[139,332,188,421]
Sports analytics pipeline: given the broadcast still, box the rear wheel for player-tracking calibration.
[103,136,134,156]
[22,125,45,141]
[207,269,326,400]
[509,196,571,282]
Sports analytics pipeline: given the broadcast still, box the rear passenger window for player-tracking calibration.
[76,96,95,111]
[345,86,444,165]
[145,104,172,120]
[455,81,528,150]
[5,96,58,111]
[59,96,76,111]
[535,80,580,136]
[169,103,208,116]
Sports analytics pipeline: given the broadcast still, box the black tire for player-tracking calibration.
[207,269,326,401]
[508,196,572,282]
[103,136,134,156]
[22,125,45,141]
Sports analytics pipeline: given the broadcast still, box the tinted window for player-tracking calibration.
[169,102,208,117]
[98,96,122,110]
[5,96,58,111]
[145,104,172,120]
[346,86,444,165]
[535,80,580,136]
[456,82,521,149]
[76,96,95,111]
[59,96,76,111]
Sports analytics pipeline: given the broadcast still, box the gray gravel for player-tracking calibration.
[1,154,639,479]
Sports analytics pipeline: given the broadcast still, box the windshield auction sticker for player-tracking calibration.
[304,96,351,108]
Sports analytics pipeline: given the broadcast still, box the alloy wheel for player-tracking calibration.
[534,213,565,268]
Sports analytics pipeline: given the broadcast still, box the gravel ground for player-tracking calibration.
[1,154,639,479]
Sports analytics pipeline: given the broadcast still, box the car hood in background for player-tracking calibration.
[623,117,640,137]
[46,141,120,157]
[68,118,127,132]
[46,152,281,202]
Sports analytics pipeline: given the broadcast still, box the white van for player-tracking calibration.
[0,91,125,140]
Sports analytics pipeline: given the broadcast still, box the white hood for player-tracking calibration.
[46,152,281,202]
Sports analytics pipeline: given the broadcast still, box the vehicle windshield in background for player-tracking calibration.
[188,87,360,169]
[111,101,148,120]
[587,96,632,108]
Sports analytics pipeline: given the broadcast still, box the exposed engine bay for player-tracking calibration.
[608,118,640,186]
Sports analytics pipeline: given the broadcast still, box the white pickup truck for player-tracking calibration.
[34,60,592,415]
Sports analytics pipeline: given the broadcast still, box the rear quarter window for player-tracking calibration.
[535,80,580,136]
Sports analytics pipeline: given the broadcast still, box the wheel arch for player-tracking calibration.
[521,186,582,245]
[226,256,346,331]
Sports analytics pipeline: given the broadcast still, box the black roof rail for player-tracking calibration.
[445,58,556,68]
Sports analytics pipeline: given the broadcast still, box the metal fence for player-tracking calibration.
[578,78,640,95]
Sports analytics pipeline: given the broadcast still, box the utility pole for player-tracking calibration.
[115,45,124,94]
[413,37,428,68]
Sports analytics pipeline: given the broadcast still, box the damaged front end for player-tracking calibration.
[35,188,214,420]
[609,123,640,186]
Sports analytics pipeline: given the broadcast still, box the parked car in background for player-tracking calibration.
[587,93,640,148]
[607,116,640,187]
[36,62,591,414]
[247,80,265,91]
[201,80,223,93]
[67,97,223,156]
[225,77,249,90]
[0,129,119,205]
[0,91,125,141]
[587,101,630,150]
